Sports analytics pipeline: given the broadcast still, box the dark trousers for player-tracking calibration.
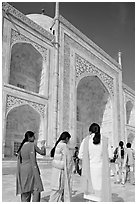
[74,160,79,173]
[21,190,40,202]
[74,159,81,176]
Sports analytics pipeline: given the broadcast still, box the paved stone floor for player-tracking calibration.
[2,160,135,202]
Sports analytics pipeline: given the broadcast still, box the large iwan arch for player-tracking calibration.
[76,75,113,146]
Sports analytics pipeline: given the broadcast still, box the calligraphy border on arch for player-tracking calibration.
[11,29,47,61]
[6,95,46,118]
[75,54,114,96]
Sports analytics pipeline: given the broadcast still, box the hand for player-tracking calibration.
[41,140,46,146]
[15,152,18,157]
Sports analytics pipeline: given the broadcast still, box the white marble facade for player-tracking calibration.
[2,3,135,157]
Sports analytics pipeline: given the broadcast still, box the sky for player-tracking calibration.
[7,1,135,90]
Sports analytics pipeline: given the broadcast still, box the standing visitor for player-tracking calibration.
[16,131,46,202]
[78,123,112,202]
[49,131,73,202]
[73,147,81,175]
[126,142,135,185]
[108,145,116,176]
[114,141,127,185]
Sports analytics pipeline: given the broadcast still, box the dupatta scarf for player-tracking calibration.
[49,142,73,202]
[81,135,94,195]
[64,144,73,202]
[81,136,112,201]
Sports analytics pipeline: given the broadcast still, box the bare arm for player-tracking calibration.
[78,139,84,160]
[34,140,46,155]
[35,145,46,155]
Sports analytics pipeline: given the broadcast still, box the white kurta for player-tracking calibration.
[78,135,103,201]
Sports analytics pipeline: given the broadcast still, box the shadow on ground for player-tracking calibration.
[41,193,124,202]
[41,193,86,202]
[71,193,86,202]
[41,195,50,202]
[112,193,124,202]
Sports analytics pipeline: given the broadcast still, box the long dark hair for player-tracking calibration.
[16,131,34,154]
[89,123,101,145]
[119,140,124,159]
[50,131,71,158]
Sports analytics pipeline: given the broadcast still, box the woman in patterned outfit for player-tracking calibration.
[49,131,73,202]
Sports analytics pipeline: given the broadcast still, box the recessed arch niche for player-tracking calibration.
[76,75,112,145]
[5,104,41,157]
[9,43,44,94]
[126,101,133,124]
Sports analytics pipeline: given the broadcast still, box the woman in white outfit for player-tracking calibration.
[78,123,112,202]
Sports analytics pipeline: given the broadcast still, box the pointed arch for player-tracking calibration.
[9,42,44,94]
[4,104,41,157]
[76,75,113,146]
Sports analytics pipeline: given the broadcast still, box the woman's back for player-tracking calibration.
[88,137,102,164]
[20,142,33,163]
[54,142,66,160]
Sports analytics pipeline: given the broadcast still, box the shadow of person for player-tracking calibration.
[41,193,124,202]
[71,193,86,202]
[41,195,50,202]
[112,193,124,202]
[41,193,86,202]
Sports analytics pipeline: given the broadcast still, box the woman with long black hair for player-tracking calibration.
[78,123,112,202]
[49,131,73,202]
[114,140,127,185]
[16,131,46,202]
